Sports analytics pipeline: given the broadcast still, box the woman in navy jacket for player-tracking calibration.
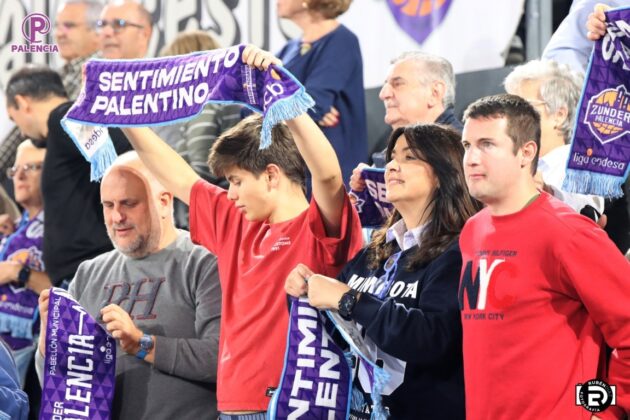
[276,0,367,188]
[285,124,480,419]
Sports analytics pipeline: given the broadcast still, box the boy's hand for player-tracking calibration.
[242,45,283,71]
[586,3,609,40]
[285,263,312,298]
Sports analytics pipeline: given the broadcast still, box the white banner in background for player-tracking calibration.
[0,0,524,139]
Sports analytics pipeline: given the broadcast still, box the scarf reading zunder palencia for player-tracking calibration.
[563,6,630,198]
[61,44,315,180]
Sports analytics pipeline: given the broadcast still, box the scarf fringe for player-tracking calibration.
[369,363,391,420]
[562,168,624,199]
[0,312,35,340]
[260,88,315,149]
[89,139,117,182]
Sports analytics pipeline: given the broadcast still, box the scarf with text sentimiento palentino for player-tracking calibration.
[61,44,314,180]
[563,6,630,198]
[39,288,116,420]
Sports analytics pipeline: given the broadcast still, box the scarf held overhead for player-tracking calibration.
[39,288,116,420]
[62,44,314,180]
[563,6,630,198]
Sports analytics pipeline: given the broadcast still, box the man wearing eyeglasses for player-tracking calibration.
[0,1,104,205]
[97,0,153,60]
[55,0,103,100]
[0,140,52,391]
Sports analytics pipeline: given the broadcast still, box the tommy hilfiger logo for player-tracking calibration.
[271,236,291,252]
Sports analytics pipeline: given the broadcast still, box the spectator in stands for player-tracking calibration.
[157,31,242,228]
[504,59,604,217]
[0,0,103,198]
[96,0,153,59]
[36,152,221,419]
[276,0,367,187]
[120,45,363,419]
[55,0,102,99]
[5,66,131,288]
[459,94,630,419]
[0,141,51,387]
[286,124,478,419]
[352,52,460,190]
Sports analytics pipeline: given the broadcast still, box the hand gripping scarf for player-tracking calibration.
[563,6,630,198]
[61,44,315,180]
[39,288,116,420]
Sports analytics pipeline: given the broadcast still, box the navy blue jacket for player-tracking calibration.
[338,241,465,420]
[278,25,368,186]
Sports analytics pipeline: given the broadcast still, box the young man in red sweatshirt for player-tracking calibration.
[458,93,630,420]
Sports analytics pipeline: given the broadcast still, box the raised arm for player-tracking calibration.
[242,45,346,237]
[121,127,200,204]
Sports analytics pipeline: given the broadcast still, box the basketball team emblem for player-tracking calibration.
[584,85,630,144]
[386,0,454,44]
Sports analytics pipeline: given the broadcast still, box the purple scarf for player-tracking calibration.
[40,288,116,420]
[350,168,394,228]
[0,212,44,350]
[563,6,630,198]
[61,44,314,180]
[269,297,352,419]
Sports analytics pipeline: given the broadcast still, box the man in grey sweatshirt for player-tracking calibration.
[35,152,221,419]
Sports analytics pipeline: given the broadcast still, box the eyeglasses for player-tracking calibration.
[6,163,43,179]
[375,250,402,299]
[54,21,88,31]
[95,19,144,33]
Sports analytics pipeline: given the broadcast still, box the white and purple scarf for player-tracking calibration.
[0,212,44,350]
[563,6,630,198]
[39,288,116,420]
[62,44,314,180]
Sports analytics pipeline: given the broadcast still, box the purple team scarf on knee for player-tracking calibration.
[562,6,630,198]
[268,297,352,419]
[61,44,314,180]
[349,168,394,228]
[40,288,116,420]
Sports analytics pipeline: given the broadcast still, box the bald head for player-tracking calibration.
[101,152,175,258]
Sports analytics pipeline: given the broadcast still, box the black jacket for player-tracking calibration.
[39,101,131,284]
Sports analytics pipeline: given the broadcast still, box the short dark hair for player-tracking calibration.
[6,66,67,108]
[463,93,541,175]
[208,114,306,187]
[368,124,481,269]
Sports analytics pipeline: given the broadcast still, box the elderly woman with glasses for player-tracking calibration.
[0,140,52,388]
[285,124,480,419]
